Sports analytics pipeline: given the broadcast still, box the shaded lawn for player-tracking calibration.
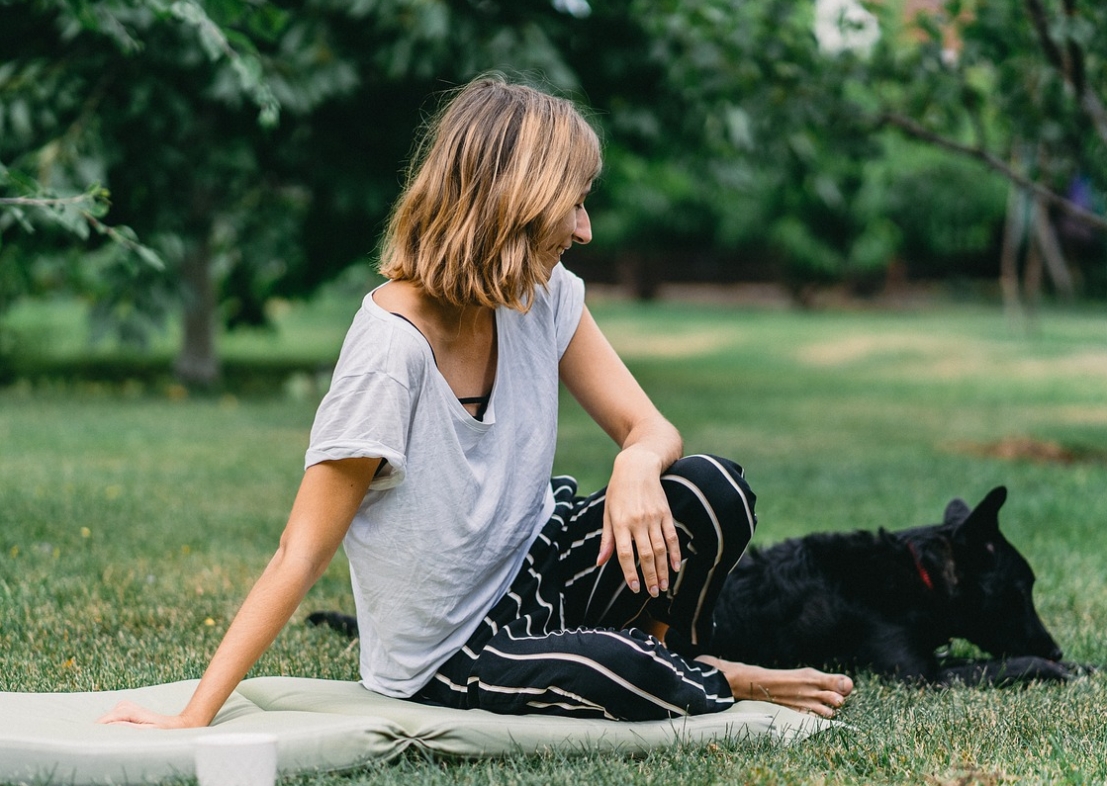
[1,294,1106,784]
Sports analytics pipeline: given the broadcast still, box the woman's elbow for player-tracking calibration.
[269,539,334,587]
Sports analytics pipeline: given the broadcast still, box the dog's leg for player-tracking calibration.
[937,656,1071,687]
[1059,661,1099,676]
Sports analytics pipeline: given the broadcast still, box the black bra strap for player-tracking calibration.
[391,312,490,420]
[390,312,437,365]
[457,394,490,421]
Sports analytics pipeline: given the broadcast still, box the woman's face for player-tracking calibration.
[550,185,592,268]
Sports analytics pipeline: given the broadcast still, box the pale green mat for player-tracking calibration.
[0,676,835,784]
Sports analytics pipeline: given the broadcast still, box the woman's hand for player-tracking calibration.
[596,445,681,596]
[96,700,199,729]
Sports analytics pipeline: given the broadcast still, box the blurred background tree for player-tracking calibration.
[0,0,585,384]
[620,0,1105,305]
[867,0,1107,312]
[0,0,319,384]
[1,0,1104,386]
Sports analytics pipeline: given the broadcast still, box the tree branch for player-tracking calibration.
[879,113,1107,232]
[1024,0,1107,148]
[0,195,164,269]
[1078,91,1107,151]
[0,194,96,207]
[1024,0,1067,73]
[1061,0,1086,96]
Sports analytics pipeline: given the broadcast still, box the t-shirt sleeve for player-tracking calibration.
[550,263,586,359]
[303,315,414,489]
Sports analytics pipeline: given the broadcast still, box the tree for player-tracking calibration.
[579,0,1105,305]
[6,0,1104,374]
[1,0,308,383]
[864,0,1107,307]
[615,0,902,301]
[870,0,1106,227]
[1,0,592,385]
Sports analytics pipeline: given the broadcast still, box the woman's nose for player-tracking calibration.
[573,207,592,245]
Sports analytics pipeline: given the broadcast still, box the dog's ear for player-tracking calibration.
[943,498,972,526]
[960,486,1007,536]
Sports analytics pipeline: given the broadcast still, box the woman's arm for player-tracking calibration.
[559,305,683,599]
[97,456,379,728]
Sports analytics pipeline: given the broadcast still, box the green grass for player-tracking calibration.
[2,293,1106,784]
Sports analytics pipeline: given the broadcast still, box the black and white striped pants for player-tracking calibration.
[412,454,757,721]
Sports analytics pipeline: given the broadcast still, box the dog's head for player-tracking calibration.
[937,486,1063,661]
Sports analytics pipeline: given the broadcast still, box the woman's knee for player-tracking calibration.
[665,454,755,517]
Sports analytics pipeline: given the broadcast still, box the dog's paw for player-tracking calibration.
[998,656,1073,684]
[1059,661,1099,678]
[1025,659,1100,682]
[937,656,1077,687]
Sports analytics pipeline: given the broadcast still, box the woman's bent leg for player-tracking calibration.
[414,460,787,720]
[465,622,734,720]
[560,454,756,653]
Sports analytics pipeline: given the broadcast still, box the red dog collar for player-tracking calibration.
[907,542,934,591]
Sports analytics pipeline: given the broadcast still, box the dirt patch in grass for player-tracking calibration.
[952,436,1107,465]
[925,767,1014,786]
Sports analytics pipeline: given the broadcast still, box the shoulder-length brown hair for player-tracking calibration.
[377,76,601,312]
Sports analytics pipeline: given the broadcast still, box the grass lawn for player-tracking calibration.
[1,291,1106,784]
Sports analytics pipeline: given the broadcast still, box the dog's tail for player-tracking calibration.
[307,610,359,639]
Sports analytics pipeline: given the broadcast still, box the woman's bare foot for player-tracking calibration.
[695,655,854,719]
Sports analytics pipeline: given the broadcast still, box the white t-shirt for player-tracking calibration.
[305,264,586,696]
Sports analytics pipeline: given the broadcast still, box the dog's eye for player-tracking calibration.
[985,542,995,554]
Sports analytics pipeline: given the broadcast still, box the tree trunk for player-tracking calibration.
[1024,228,1043,320]
[1032,196,1075,301]
[174,237,220,388]
[617,251,661,300]
[999,182,1027,320]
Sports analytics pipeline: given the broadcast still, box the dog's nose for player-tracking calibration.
[1048,645,1064,661]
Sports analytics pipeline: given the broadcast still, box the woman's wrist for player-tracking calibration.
[616,430,681,475]
[615,443,664,468]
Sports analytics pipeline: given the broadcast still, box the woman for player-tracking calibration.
[99,76,852,727]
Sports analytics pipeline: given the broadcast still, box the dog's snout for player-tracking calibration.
[1024,608,1063,662]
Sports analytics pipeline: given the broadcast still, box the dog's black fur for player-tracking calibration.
[711,485,1085,686]
[310,486,1090,687]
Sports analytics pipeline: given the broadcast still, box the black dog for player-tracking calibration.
[710,485,1083,686]
[311,486,1088,686]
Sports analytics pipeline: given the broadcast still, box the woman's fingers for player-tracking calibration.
[95,700,187,728]
[662,512,682,573]
[645,518,671,594]
[598,451,679,595]
[96,701,155,726]
[610,510,677,597]
[612,517,642,594]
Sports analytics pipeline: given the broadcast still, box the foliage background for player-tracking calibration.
[1,0,1105,385]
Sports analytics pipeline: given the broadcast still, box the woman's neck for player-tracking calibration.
[373,280,498,413]
[381,280,492,342]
